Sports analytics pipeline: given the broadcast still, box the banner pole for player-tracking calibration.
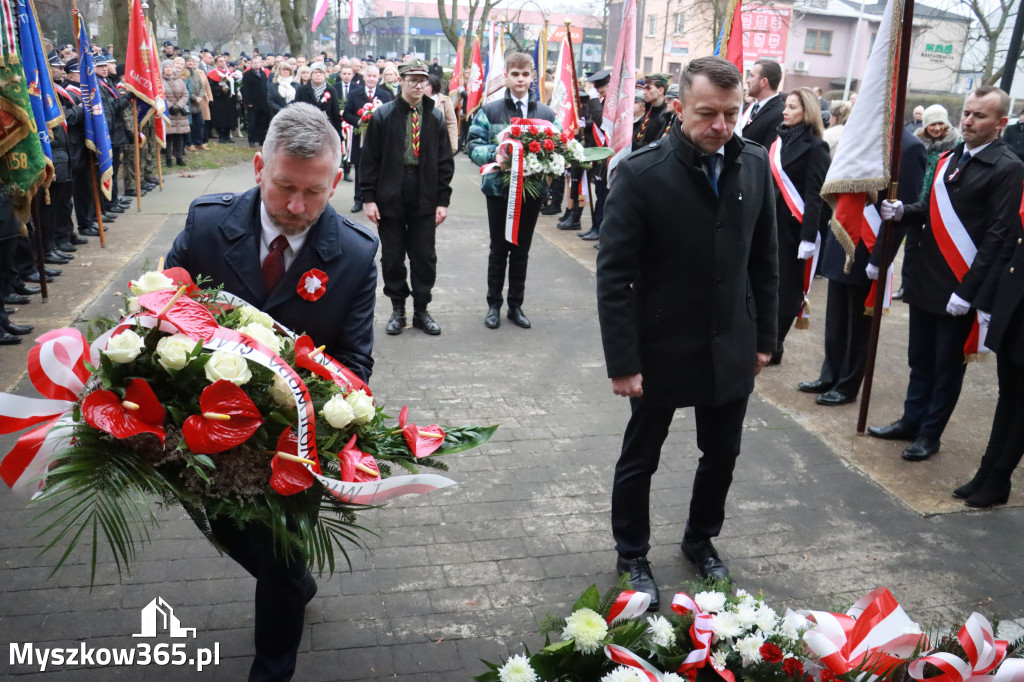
[133,100,142,211]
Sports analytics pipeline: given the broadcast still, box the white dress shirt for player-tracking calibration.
[259,202,308,272]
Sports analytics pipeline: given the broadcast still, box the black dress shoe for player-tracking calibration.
[4,294,30,305]
[579,229,600,241]
[0,330,21,345]
[386,310,406,335]
[892,286,904,300]
[144,177,159,185]
[56,242,77,252]
[53,249,74,260]
[615,556,660,611]
[507,307,531,329]
[816,390,856,406]
[24,272,54,283]
[953,467,991,499]
[412,311,441,335]
[902,436,940,461]
[4,307,13,314]
[13,282,41,296]
[557,220,581,230]
[797,379,832,394]
[80,225,105,237]
[101,213,118,222]
[45,267,62,276]
[767,348,783,365]
[351,201,363,213]
[107,205,125,214]
[867,419,917,441]
[484,306,500,329]
[681,537,730,580]
[964,475,1011,508]
[540,203,562,215]
[44,252,70,265]
[3,321,34,335]
[70,234,89,245]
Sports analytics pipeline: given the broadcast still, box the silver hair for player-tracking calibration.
[262,103,341,169]
[363,65,379,76]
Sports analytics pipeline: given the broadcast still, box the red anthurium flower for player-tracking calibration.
[181,380,264,454]
[337,434,380,482]
[270,428,317,495]
[82,378,166,443]
[297,268,328,302]
[161,267,201,297]
[137,287,218,341]
[397,406,446,459]
[293,334,372,396]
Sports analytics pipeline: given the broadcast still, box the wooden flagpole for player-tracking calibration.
[856,0,915,434]
[71,2,106,248]
[132,100,142,211]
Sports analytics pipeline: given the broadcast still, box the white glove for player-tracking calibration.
[978,311,991,327]
[880,199,904,221]
[946,293,971,316]
[797,240,817,260]
[865,263,880,280]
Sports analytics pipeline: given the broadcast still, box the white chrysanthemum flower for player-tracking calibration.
[646,615,675,648]
[497,654,539,682]
[754,604,779,633]
[711,611,743,640]
[561,607,608,654]
[694,590,727,614]
[734,602,759,629]
[600,667,646,682]
[780,611,809,640]
[711,650,729,671]
[736,632,766,666]
[663,674,687,682]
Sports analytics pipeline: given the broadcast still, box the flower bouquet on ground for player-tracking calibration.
[356,99,383,135]
[477,582,1024,682]
[0,265,496,582]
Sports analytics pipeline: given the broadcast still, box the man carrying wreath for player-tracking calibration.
[467,52,556,330]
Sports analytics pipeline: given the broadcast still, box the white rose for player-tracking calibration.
[130,271,176,295]
[270,374,296,407]
[155,333,197,371]
[322,394,354,429]
[345,389,375,425]
[126,296,142,313]
[204,350,252,385]
[239,322,282,354]
[104,329,145,363]
[237,304,275,328]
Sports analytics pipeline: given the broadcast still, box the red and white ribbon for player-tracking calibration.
[797,232,822,325]
[769,138,805,223]
[604,644,663,682]
[860,203,894,313]
[799,587,927,679]
[908,613,1024,682]
[606,590,651,625]
[670,593,735,682]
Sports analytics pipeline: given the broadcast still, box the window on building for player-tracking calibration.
[804,29,833,54]
[673,13,685,34]
[647,14,657,37]
[668,62,681,80]
[643,56,654,73]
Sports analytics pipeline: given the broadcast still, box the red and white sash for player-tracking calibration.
[796,233,821,328]
[859,203,894,314]
[769,138,804,222]
[929,151,989,361]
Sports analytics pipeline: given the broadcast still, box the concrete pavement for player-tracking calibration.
[0,157,1021,680]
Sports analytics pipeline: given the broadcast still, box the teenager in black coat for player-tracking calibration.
[771,88,832,361]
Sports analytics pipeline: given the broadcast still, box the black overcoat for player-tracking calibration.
[294,82,342,132]
[341,85,394,166]
[903,139,1024,315]
[741,95,784,148]
[207,70,239,130]
[596,128,779,408]
[165,187,380,381]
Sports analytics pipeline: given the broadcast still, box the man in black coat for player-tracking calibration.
[596,57,778,606]
[870,86,1024,461]
[360,60,454,336]
[740,59,784,148]
[1003,110,1024,160]
[632,72,672,150]
[342,64,394,213]
[241,55,270,146]
[798,129,926,405]
[166,104,378,681]
[579,69,611,242]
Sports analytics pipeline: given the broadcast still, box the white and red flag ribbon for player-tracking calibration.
[859,202,895,314]
[466,38,484,115]
[600,0,636,180]
[549,32,580,135]
[347,0,359,33]
[670,592,736,682]
[311,0,329,31]
[605,590,651,625]
[604,644,663,682]
[908,612,1024,682]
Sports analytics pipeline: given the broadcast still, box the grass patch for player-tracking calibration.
[147,138,258,173]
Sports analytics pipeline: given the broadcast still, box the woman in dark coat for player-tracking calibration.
[770,87,831,363]
[294,63,341,133]
[267,62,297,118]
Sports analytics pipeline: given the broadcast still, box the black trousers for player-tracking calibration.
[217,126,232,142]
[611,395,748,558]
[817,279,873,396]
[247,108,269,144]
[592,175,609,232]
[977,354,1024,474]
[902,305,975,439]
[207,515,308,682]
[72,168,98,230]
[546,173,564,210]
[41,181,74,250]
[377,170,437,308]
[165,133,186,162]
[485,194,542,308]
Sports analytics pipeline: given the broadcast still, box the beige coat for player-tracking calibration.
[436,92,458,153]
[189,68,213,121]
[162,74,191,135]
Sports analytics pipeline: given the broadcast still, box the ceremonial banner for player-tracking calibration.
[465,37,483,114]
[549,31,580,135]
[600,0,636,180]
[311,0,329,31]
[715,0,745,73]
[17,0,63,163]
[820,0,904,264]
[484,24,505,104]
[124,0,159,128]
[348,0,359,34]
[0,0,49,222]
[449,33,462,96]
[77,19,113,200]
[145,18,167,147]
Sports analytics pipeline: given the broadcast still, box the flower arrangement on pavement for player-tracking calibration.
[0,265,496,582]
[476,582,1024,682]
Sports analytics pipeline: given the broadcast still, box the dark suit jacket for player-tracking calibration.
[821,129,927,286]
[596,128,779,407]
[903,139,1024,315]
[773,126,831,319]
[164,187,379,381]
[741,95,784,149]
[341,85,395,164]
[294,82,342,132]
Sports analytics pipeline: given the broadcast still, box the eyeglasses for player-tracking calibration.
[403,77,427,87]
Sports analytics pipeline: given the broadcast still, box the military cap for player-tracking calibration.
[398,59,429,77]
[64,57,80,73]
[666,84,679,98]
[587,69,611,87]
[163,40,173,47]
[645,72,671,87]
[48,51,64,67]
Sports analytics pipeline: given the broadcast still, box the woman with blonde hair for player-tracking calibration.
[297,64,311,86]
[823,100,852,157]
[769,87,831,363]
[381,64,400,96]
[267,61,297,118]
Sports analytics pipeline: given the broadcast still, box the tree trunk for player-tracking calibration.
[175,0,191,50]
[108,0,130,58]
[280,0,307,56]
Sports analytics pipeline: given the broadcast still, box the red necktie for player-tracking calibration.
[262,235,288,292]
